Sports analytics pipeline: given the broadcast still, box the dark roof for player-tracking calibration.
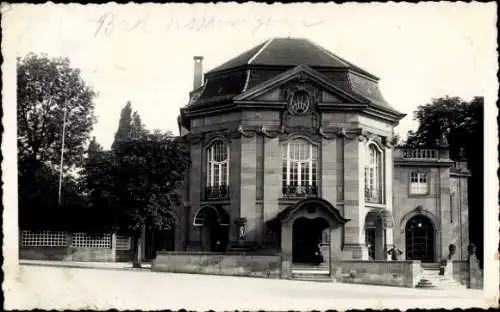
[186,37,402,117]
[208,37,378,80]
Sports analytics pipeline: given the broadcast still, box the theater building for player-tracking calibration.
[163,37,470,264]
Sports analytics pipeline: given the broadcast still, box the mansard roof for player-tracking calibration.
[182,37,405,123]
[207,37,378,79]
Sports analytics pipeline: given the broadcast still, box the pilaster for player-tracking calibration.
[459,175,470,260]
[384,145,395,256]
[321,137,337,204]
[255,135,265,243]
[240,135,257,242]
[228,137,242,242]
[384,145,393,214]
[188,141,202,244]
[439,167,452,261]
[262,136,281,225]
[337,137,345,205]
[343,136,367,259]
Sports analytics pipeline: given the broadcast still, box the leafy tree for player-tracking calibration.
[18,157,85,231]
[405,96,483,159]
[17,53,97,169]
[17,53,97,229]
[85,130,190,267]
[405,96,484,266]
[391,130,402,147]
[87,136,103,158]
[111,102,150,148]
[130,111,149,140]
[111,101,133,150]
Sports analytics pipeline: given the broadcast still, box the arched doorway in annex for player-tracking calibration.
[400,206,440,263]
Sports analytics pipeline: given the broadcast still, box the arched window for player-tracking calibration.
[281,138,318,197]
[206,140,229,199]
[364,143,383,203]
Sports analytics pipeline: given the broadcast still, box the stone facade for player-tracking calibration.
[393,149,470,262]
[168,38,470,264]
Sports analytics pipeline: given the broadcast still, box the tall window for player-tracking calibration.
[281,138,318,197]
[206,140,229,199]
[410,171,428,195]
[364,143,383,203]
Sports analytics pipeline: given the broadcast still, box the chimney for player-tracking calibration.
[193,56,204,90]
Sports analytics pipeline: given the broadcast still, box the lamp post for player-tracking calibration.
[58,103,68,207]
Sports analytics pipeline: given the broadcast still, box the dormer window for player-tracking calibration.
[206,140,229,200]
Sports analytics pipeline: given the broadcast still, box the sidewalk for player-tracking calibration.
[19,259,152,271]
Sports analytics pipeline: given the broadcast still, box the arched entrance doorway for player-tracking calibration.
[276,198,350,275]
[193,205,229,252]
[292,217,329,264]
[405,215,435,262]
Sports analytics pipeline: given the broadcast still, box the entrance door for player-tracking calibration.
[365,228,376,260]
[199,207,229,252]
[405,215,435,262]
[292,217,329,264]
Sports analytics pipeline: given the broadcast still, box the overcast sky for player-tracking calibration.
[4,3,497,149]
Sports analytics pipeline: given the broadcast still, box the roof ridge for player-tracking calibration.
[248,38,274,65]
[304,38,349,67]
[304,38,379,80]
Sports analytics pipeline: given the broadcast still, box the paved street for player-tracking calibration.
[5,262,487,310]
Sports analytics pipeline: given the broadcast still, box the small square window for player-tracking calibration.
[410,171,429,195]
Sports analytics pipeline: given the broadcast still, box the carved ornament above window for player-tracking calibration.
[280,76,321,117]
[289,91,311,115]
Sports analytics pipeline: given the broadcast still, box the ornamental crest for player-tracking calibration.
[280,75,321,116]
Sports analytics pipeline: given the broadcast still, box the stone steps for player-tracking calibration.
[292,273,332,283]
[416,264,466,290]
[291,263,331,282]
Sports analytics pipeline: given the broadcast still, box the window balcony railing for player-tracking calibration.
[365,187,383,204]
[204,185,229,200]
[281,184,318,198]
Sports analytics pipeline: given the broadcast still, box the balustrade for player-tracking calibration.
[396,148,439,160]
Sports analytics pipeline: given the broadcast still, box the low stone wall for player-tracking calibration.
[452,260,468,285]
[152,251,287,279]
[20,246,115,262]
[332,260,421,288]
[115,249,134,262]
[467,256,484,289]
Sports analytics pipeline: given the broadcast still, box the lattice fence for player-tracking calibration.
[21,231,68,247]
[115,236,131,250]
[71,233,112,249]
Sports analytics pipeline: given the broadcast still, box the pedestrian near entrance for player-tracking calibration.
[313,243,324,265]
[387,246,403,260]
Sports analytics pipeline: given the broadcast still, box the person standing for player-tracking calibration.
[387,246,403,260]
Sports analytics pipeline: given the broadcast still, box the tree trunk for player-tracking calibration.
[132,231,143,268]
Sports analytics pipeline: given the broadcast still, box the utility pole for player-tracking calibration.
[58,104,68,206]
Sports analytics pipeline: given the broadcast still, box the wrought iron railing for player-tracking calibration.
[281,184,318,198]
[365,187,383,204]
[204,185,229,200]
